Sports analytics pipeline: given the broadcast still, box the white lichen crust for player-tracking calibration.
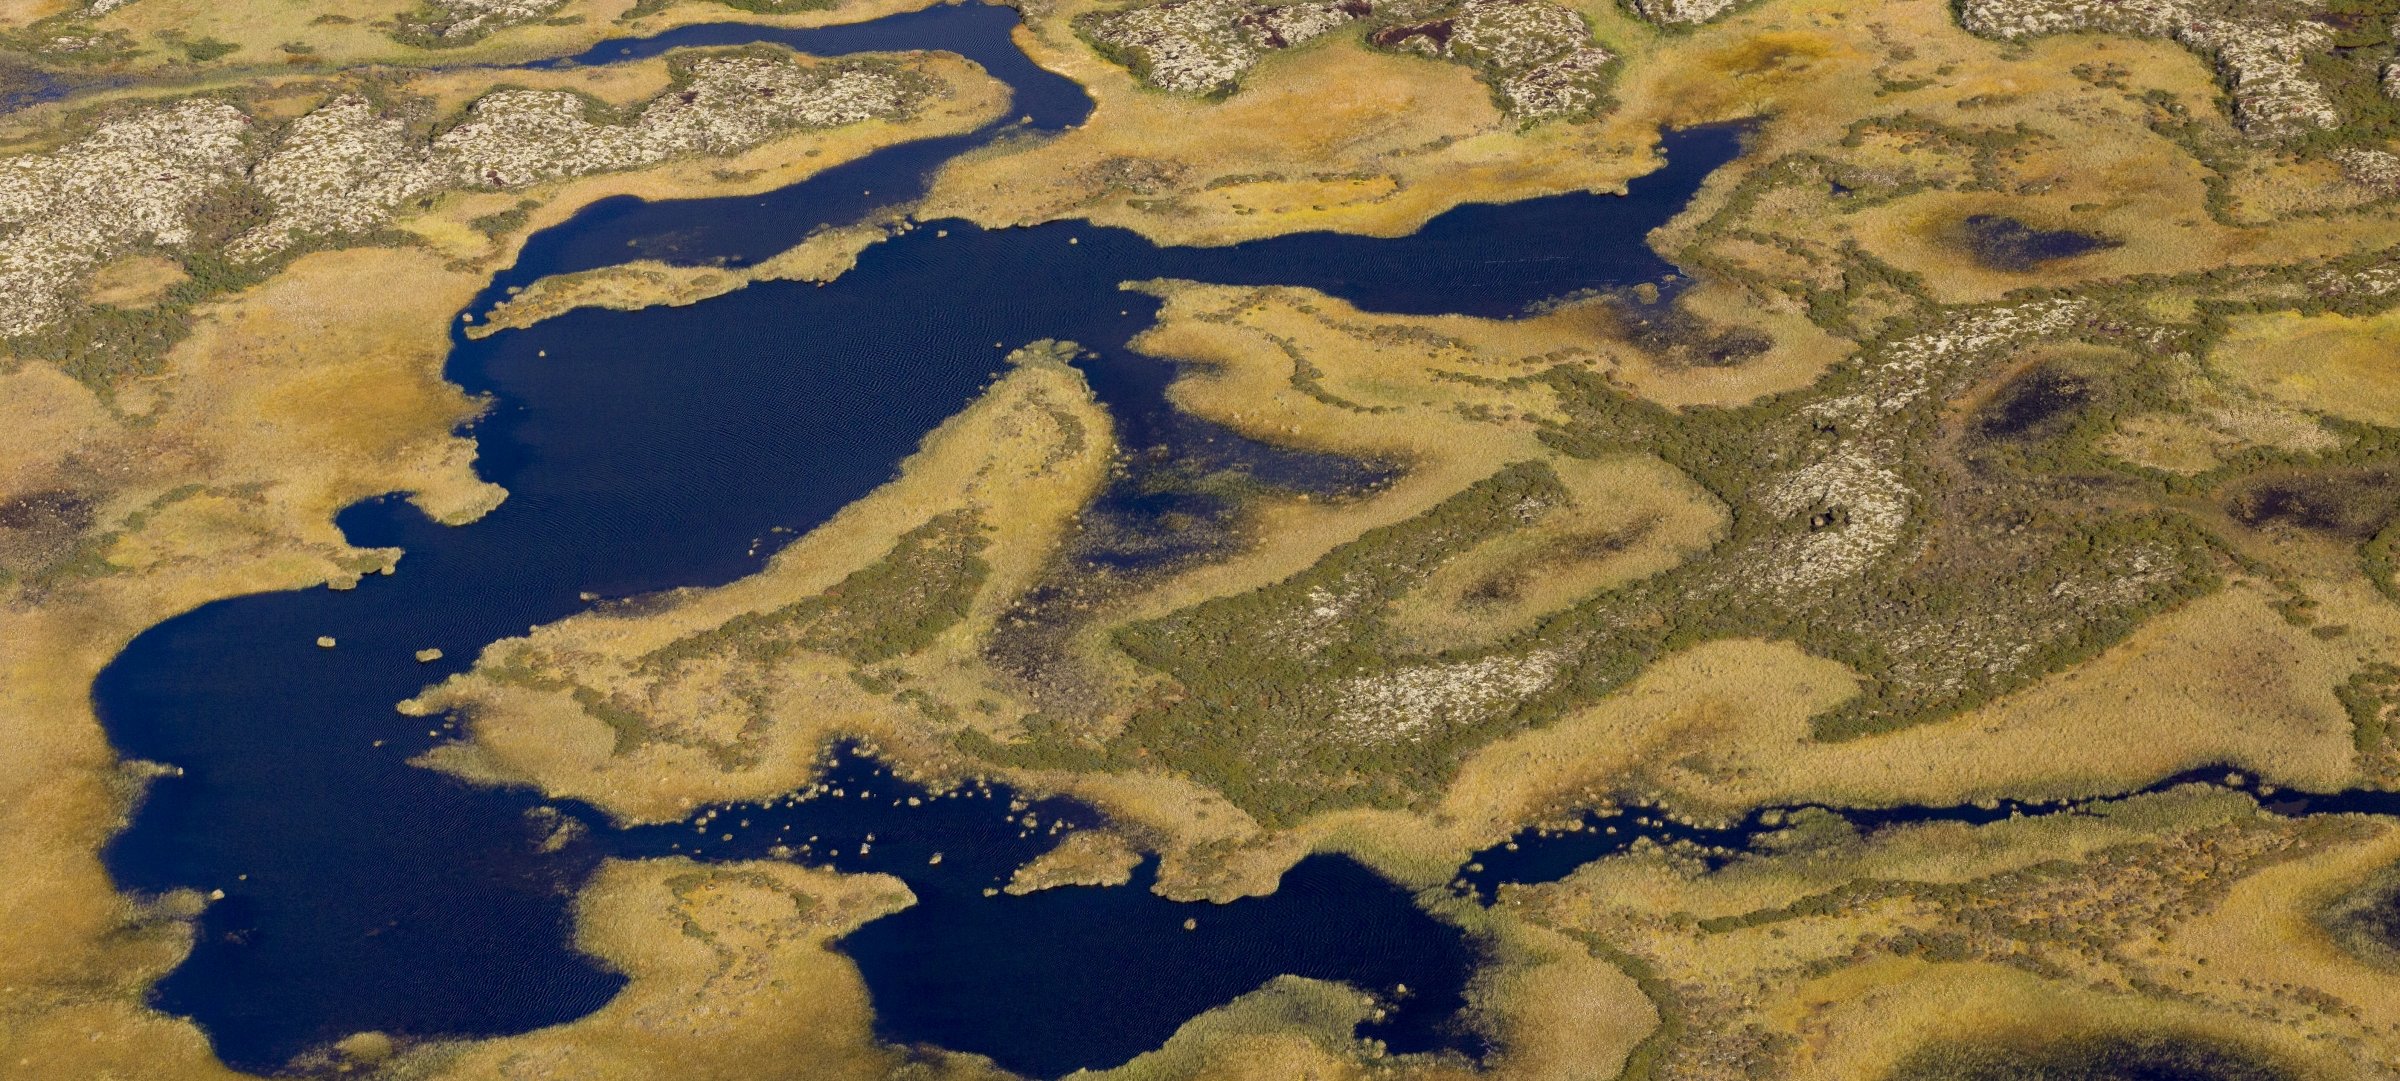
[0,54,927,333]
[398,0,570,43]
[1755,447,1912,594]
[1081,0,1612,118]
[1445,0,1617,118]
[1624,0,1738,26]
[0,100,250,337]
[1079,0,1368,95]
[1953,0,2339,136]
[231,96,444,262]
[1748,300,2089,594]
[2337,147,2400,193]
[1334,651,1560,743]
[436,57,921,188]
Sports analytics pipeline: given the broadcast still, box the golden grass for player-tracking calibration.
[176,247,506,530]
[2150,821,2400,1048]
[42,0,951,76]
[2214,309,2400,429]
[1383,453,1724,654]
[387,858,994,1081]
[1006,828,1142,894]
[0,363,109,495]
[82,253,189,308]
[1640,279,1852,407]
[2099,354,2346,475]
[1472,924,1654,1081]
[0,57,1015,1078]
[413,348,1115,821]
[921,0,1681,247]
[472,222,892,336]
[2099,412,2243,475]
[1074,976,1397,1081]
[1509,790,2389,1081]
[1771,961,2358,1081]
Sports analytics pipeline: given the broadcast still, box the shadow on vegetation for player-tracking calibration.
[2225,468,2400,538]
[1976,364,2091,440]
[2319,858,2400,967]
[1885,1032,2302,1081]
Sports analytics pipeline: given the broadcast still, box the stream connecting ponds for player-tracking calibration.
[86,4,2400,1077]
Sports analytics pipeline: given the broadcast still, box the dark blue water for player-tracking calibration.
[613,748,1483,1077]
[1456,766,2400,901]
[498,3,1093,274]
[1959,213,2116,271]
[92,4,1749,1075]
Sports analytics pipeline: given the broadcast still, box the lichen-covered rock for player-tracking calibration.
[1494,44,1614,118]
[1953,0,2186,39]
[1755,447,1913,594]
[1375,0,1614,119]
[1624,0,1739,26]
[2,54,926,334]
[1333,651,1560,743]
[2337,147,2400,192]
[1240,0,1363,47]
[1083,0,1611,117]
[1759,301,2093,595]
[2193,19,2338,134]
[1078,0,1367,95]
[229,95,444,261]
[0,100,249,336]
[1953,0,2338,137]
[437,57,921,187]
[396,0,570,45]
[1445,0,1588,72]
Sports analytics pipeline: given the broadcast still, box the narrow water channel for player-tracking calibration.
[1455,767,2400,901]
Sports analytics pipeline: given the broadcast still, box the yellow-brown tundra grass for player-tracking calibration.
[377,859,1007,1081]
[0,53,1003,1077]
[408,346,1116,821]
[0,0,951,78]
[1504,787,2397,1081]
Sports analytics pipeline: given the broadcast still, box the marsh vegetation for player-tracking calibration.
[17,0,2400,1079]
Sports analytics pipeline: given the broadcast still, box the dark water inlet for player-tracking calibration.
[611,748,1487,1079]
[93,3,1745,1075]
[494,2,1095,277]
[1457,767,2400,902]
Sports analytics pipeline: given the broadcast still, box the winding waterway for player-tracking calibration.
[95,4,2400,1075]
[1455,768,2400,902]
[93,5,1742,1074]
